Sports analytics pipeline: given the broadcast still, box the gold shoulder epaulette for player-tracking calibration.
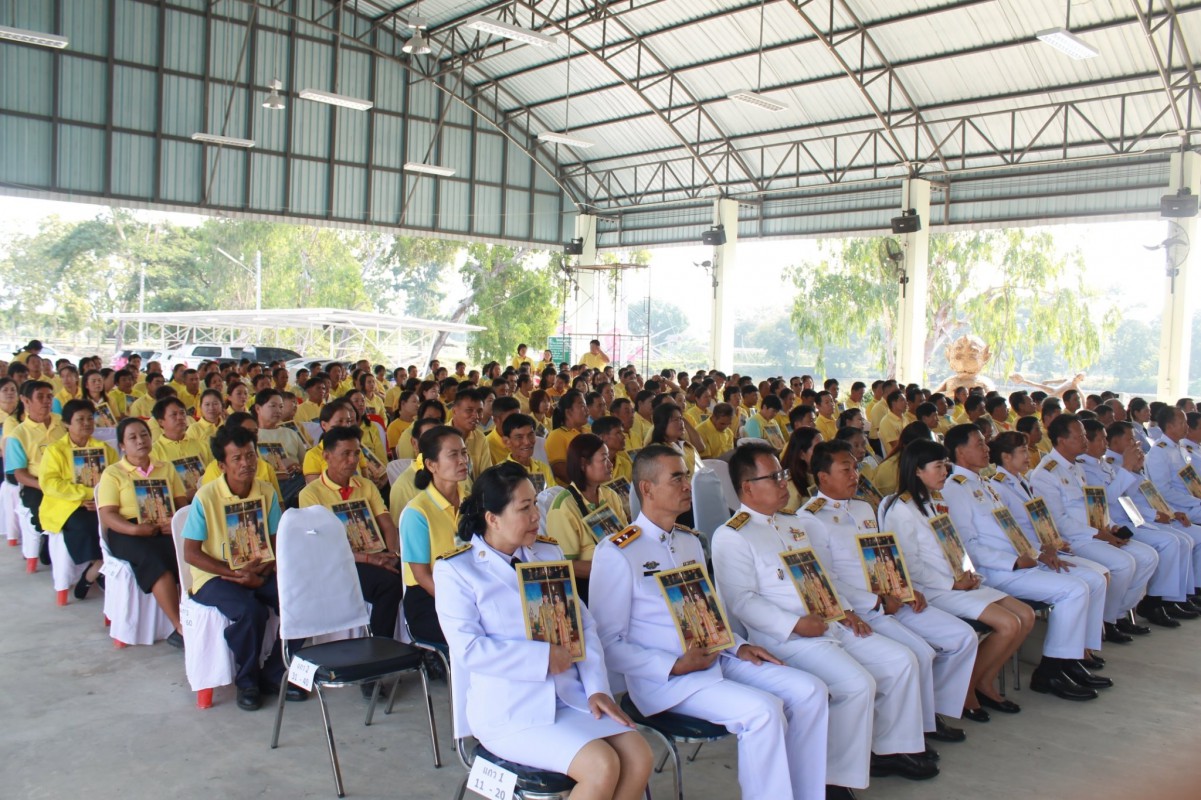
[950,475,968,484]
[931,489,944,500]
[1105,456,1115,464]
[1044,460,1058,472]
[1156,441,1168,448]
[725,511,751,530]
[899,491,912,503]
[612,525,641,548]
[436,543,472,561]
[803,497,827,513]
[536,535,558,545]
[673,524,702,537]
[992,472,1008,482]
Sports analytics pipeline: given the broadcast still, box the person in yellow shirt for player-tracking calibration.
[199,413,282,499]
[878,389,909,455]
[500,412,555,493]
[187,389,226,446]
[298,425,403,642]
[10,339,43,366]
[545,390,588,486]
[630,390,655,448]
[39,399,118,599]
[985,396,1012,433]
[107,370,136,420]
[356,372,387,419]
[5,380,67,544]
[867,379,897,446]
[511,343,533,371]
[79,369,118,426]
[744,396,787,451]
[398,425,470,645]
[648,403,700,484]
[383,368,406,416]
[293,377,326,424]
[150,396,212,502]
[580,339,610,371]
[51,365,82,414]
[127,373,165,419]
[448,388,492,481]
[176,369,201,416]
[813,391,839,442]
[396,399,452,460]
[536,349,556,375]
[781,427,823,513]
[486,396,521,466]
[343,389,388,484]
[914,402,943,442]
[97,416,189,647]
[590,416,630,485]
[226,381,251,418]
[695,403,736,459]
[683,384,713,428]
[386,390,419,455]
[302,400,366,482]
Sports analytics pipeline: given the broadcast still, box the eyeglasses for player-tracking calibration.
[747,468,790,484]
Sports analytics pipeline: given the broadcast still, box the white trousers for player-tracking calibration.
[1072,538,1158,622]
[668,656,829,800]
[1133,523,1192,600]
[759,624,925,788]
[865,605,978,730]
[981,561,1102,657]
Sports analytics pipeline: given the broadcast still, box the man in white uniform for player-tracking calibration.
[797,440,977,749]
[591,444,831,800]
[941,424,1108,701]
[713,442,934,794]
[1146,407,1201,525]
[1029,414,1158,644]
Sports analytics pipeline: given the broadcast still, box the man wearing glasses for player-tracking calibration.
[713,442,934,797]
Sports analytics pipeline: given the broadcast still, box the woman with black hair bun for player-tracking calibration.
[435,461,652,796]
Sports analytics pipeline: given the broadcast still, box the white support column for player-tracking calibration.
[894,179,931,384]
[710,198,738,371]
[571,213,602,360]
[1157,151,1199,401]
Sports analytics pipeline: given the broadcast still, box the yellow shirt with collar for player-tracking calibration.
[128,393,156,419]
[6,414,67,478]
[200,456,281,500]
[386,417,413,453]
[545,483,628,564]
[878,411,905,455]
[867,398,888,439]
[54,386,81,409]
[611,449,633,482]
[463,426,493,480]
[511,356,532,371]
[486,427,510,466]
[695,418,734,459]
[106,389,130,419]
[293,400,323,424]
[185,417,221,446]
[151,435,212,496]
[684,404,711,428]
[815,413,838,442]
[38,435,118,533]
[537,359,555,375]
[186,474,280,593]
[629,415,653,450]
[383,385,403,415]
[544,426,583,486]
[299,471,388,526]
[96,458,186,523]
[504,455,554,493]
[581,352,609,370]
[398,485,460,587]
[388,460,473,522]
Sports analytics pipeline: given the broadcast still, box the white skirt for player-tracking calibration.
[480,700,631,774]
[924,584,1008,620]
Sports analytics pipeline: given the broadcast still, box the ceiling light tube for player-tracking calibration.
[0,24,68,49]
[191,132,255,148]
[463,16,556,47]
[298,88,374,111]
[1035,27,1099,60]
[538,131,594,149]
[728,91,788,112]
[404,162,456,177]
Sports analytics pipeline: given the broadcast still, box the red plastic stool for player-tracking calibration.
[113,640,127,649]
[196,689,214,710]
[56,590,68,606]
[26,557,37,573]
[7,539,17,547]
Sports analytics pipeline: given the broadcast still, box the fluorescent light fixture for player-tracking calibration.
[191,132,255,148]
[404,162,456,177]
[1035,27,1099,59]
[728,91,788,112]
[538,131,594,149]
[463,16,556,47]
[298,88,374,111]
[0,24,68,49]
[262,78,285,110]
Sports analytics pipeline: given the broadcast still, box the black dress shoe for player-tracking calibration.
[926,715,965,743]
[826,786,858,800]
[1138,603,1181,628]
[1166,602,1200,619]
[1115,617,1151,636]
[962,707,991,723]
[1062,661,1114,689]
[1085,654,1105,667]
[166,631,184,650]
[236,686,263,711]
[870,753,939,780]
[1104,622,1133,643]
[976,691,1021,714]
[923,746,940,762]
[1029,669,1099,701]
[262,682,309,702]
[1180,599,1201,613]
[73,566,95,600]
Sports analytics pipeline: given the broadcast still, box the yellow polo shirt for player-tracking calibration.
[386,417,413,452]
[879,411,905,455]
[398,485,460,587]
[293,401,323,424]
[181,474,280,593]
[185,417,221,445]
[462,427,492,480]
[299,472,389,552]
[867,399,888,439]
[4,414,67,478]
[504,455,554,494]
[814,414,838,442]
[544,426,583,486]
[200,457,281,500]
[128,393,157,419]
[106,389,130,419]
[695,418,734,459]
[581,352,609,370]
[38,436,118,533]
[388,460,472,523]
[545,483,628,564]
[96,458,186,524]
[151,434,213,496]
[486,428,510,466]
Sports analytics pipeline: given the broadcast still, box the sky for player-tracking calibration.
[0,196,1194,341]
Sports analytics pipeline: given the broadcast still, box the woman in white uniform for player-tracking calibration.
[879,439,1032,722]
[434,462,653,798]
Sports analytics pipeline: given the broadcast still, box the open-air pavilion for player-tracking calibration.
[1,3,1200,800]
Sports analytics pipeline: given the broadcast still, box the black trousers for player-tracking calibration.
[402,584,445,645]
[19,486,44,532]
[192,574,287,690]
[61,506,102,565]
[357,561,403,637]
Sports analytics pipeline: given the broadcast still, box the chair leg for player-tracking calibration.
[384,674,400,715]
[364,681,382,727]
[270,677,289,748]
[654,749,670,774]
[667,738,684,800]
[1012,651,1021,691]
[196,688,214,710]
[314,685,346,798]
[686,742,704,763]
[452,775,469,800]
[419,665,442,768]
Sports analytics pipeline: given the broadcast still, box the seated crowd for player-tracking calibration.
[3,336,1201,800]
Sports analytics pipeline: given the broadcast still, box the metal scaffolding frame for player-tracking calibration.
[558,262,651,376]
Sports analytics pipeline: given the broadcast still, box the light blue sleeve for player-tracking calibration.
[266,493,282,536]
[4,438,28,473]
[745,416,762,438]
[182,500,209,541]
[400,507,432,565]
[51,398,62,415]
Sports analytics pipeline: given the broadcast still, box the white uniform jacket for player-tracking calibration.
[1146,437,1201,521]
[434,536,611,742]
[1028,448,1102,546]
[941,465,1026,571]
[794,492,884,613]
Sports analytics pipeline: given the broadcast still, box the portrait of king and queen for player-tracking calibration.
[856,533,914,602]
[72,448,107,488]
[331,499,385,554]
[133,479,172,526]
[223,498,273,569]
[780,549,844,622]
[657,565,734,653]
[518,562,585,661]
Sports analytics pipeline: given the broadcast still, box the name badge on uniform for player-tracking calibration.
[789,528,805,541]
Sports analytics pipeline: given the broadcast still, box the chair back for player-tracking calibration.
[702,459,739,513]
[275,506,370,641]
[386,458,412,485]
[536,486,565,536]
[691,468,729,543]
[533,436,548,465]
[170,506,194,594]
[94,427,118,449]
[629,486,641,520]
[302,421,323,445]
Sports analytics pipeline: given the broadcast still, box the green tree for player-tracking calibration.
[360,235,463,318]
[787,230,1120,379]
[629,298,689,342]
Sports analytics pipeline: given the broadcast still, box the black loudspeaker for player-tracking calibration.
[564,238,584,255]
[1161,190,1198,218]
[890,209,921,234]
[701,227,726,246]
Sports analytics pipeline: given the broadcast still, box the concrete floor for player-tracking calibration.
[2,547,1200,800]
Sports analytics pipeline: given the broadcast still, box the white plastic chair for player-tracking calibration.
[536,486,565,537]
[171,506,279,709]
[270,506,440,797]
[93,427,118,449]
[1,480,19,546]
[47,532,86,605]
[691,468,730,553]
[17,502,42,571]
[386,458,412,486]
[533,436,548,465]
[97,489,173,647]
[701,459,739,514]
[302,422,323,445]
[629,487,641,520]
